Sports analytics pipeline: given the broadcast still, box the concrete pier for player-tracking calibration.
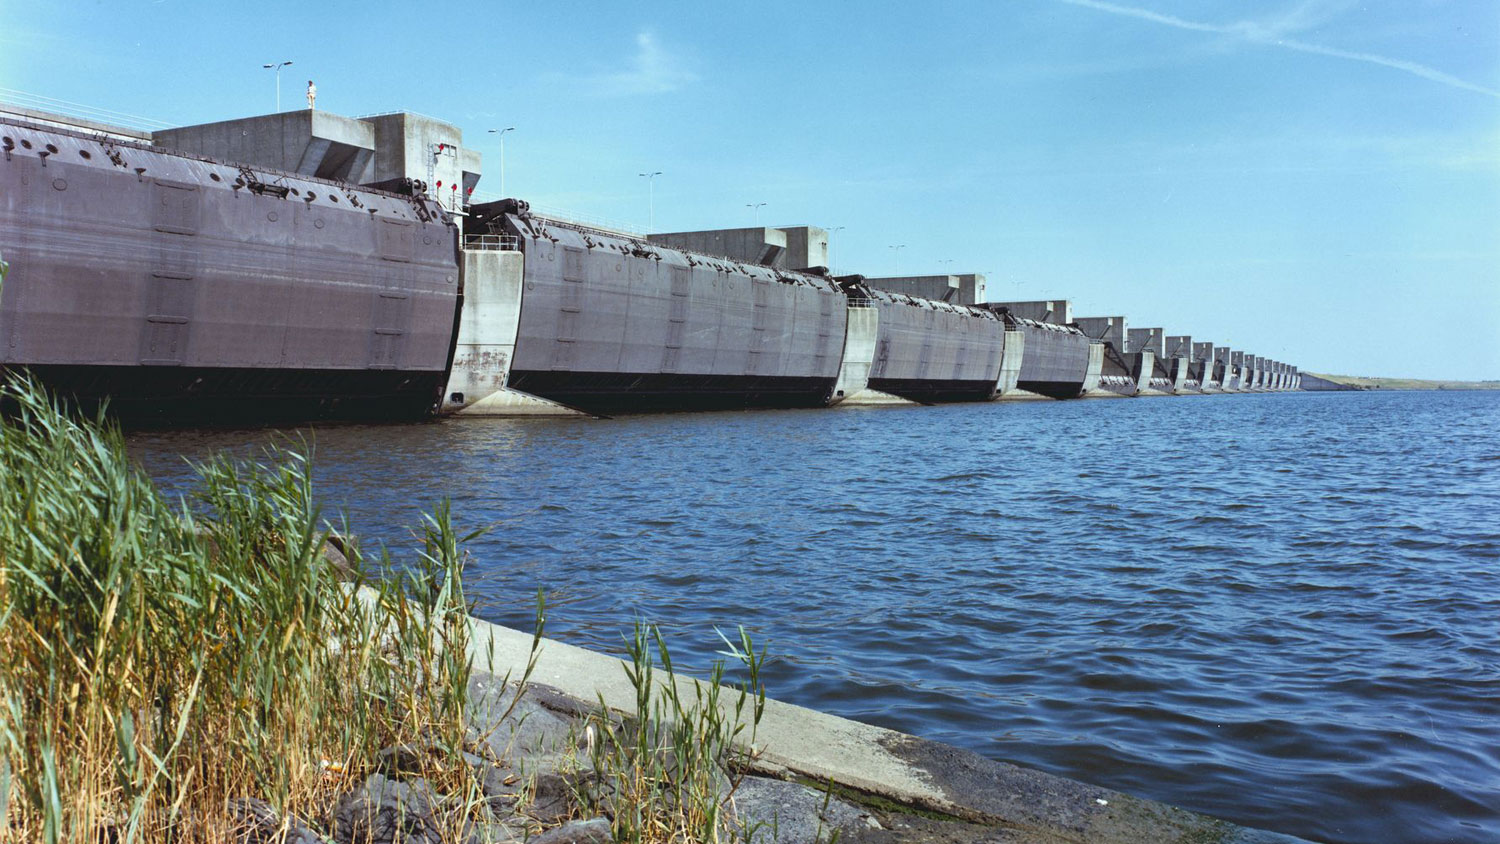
[1075,316,1138,397]
[1223,350,1243,391]
[1128,327,1174,394]
[1165,335,1198,392]
[831,304,919,407]
[441,248,584,417]
[995,329,1026,397]
[1083,340,1105,395]
[1193,342,1220,390]
[1167,355,1190,393]
[830,303,881,404]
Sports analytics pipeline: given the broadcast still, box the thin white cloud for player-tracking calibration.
[1053,0,1500,98]
[583,30,697,96]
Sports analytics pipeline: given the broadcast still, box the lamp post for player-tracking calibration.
[827,225,845,274]
[639,171,663,231]
[488,127,515,197]
[262,61,293,112]
[746,202,767,225]
[889,244,906,274]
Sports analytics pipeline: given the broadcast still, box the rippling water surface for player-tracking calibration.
[129,390,1500,844]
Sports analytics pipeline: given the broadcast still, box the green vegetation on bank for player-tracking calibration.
[577,623,770,844]
[1306,372,1500,391]
[0,376,482,843]
[0,376,783,844]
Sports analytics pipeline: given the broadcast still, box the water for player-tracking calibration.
[128,390,1500,844]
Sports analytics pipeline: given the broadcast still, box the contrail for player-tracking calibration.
[1054,0,1500,99]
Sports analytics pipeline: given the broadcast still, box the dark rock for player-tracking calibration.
[522,772,573,824]
[524,683,597,720]
[227,797,326,844]
[466,675,582,766]
[323,535,361,581]
[730,776,880,844]
[527,818,612,844]
[479,765,522,802]
[331,774,444,844]
[375,742,485,778]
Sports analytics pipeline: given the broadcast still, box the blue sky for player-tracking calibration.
[4,0,1497,378]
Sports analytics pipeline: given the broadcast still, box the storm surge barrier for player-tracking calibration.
[1,101,1302,423]
[444,204,1208,417]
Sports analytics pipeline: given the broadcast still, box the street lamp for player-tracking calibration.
[889,244,906,274]
[746,202,767,225]
[488,127,515,197]
[262,61,293,112]
[639,171,663,232]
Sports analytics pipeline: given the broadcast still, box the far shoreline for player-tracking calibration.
[1305,373,1499,391]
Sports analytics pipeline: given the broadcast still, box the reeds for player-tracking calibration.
[0,376,479,843]
[577,624,769,844]
[0,375,792,844]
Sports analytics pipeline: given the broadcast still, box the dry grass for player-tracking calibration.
[0,376,484,843]
[0,374,791,844]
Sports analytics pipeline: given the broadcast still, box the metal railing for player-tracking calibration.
[846,297,876,309]
[0,88,172,133]
[529,204,646,238]
[466,234,520,252]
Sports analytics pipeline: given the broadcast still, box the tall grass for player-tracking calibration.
[578,624,769,844]
[0,376,479,843]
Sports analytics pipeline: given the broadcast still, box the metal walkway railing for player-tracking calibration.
[465,234,520,251]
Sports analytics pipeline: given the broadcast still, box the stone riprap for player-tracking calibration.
[232,585,1316,843]
[452,613,1317,844]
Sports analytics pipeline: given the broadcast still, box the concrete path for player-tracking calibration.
[465,615,1314,844]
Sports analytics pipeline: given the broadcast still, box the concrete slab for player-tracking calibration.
[831,305,879,404]
[460,614,1311,844]
[153,109,377,184]
[1126,328,1165,357]
[865,274,987,305]
[453,388,586,417]
[0,102,151,142]
[648,226,828,270]
[837,389,921,407]
[993,388,1057,401]
[986,301,1072,326]
[1074,316,1126,349]
[995,329,1025,396]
